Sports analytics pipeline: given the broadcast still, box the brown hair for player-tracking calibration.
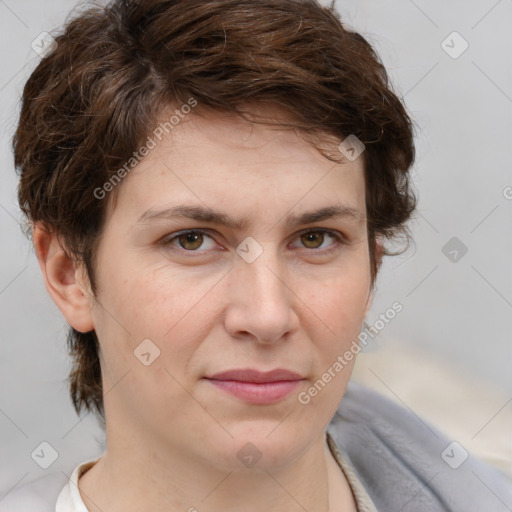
[13,0,416,423]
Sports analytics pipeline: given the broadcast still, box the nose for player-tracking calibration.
[223,249,299,344]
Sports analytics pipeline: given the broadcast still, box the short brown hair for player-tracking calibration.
[13,0,416,423]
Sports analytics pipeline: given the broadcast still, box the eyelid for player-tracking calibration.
[159,228,221,252]
[159,227,347,254]
[294,227,347,243]
[290,228,347,253]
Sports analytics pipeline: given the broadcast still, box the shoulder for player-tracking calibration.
[327,381,512,512]
[0,471,68,512]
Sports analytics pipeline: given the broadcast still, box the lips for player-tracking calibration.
[207,368,304,383]
[204,368,304,404]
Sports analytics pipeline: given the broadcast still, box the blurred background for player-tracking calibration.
[1,0,511,501]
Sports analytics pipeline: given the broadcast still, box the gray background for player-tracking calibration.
[1,0,511,497]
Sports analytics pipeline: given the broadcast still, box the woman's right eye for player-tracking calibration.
[161,230,218,252]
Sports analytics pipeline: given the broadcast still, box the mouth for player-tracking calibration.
[204,368,305,405]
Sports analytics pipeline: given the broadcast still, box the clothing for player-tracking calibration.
[326,382,512,511]
[2,382,511,511]
[54,459,96,512]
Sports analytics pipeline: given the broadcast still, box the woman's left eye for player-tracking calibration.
[160,229,344,254]
[291,229,344,252]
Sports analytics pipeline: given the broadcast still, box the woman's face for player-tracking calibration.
[89,107,373,472]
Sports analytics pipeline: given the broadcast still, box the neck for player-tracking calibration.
[78,427,354,512]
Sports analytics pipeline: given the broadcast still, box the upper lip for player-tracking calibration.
[206,368,304,383]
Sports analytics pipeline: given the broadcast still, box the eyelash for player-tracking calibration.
[159,228,346,256]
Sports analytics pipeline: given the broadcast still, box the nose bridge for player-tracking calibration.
[226,241,297,342]
[239,242,290,308]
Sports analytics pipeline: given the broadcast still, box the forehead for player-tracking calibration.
[107,106,366,223]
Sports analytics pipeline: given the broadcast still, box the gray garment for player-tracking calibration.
[327,433,379,511]
[327,381,512,512]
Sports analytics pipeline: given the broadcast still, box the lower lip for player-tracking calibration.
[206,379,303,404]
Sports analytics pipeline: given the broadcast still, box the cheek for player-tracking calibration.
[302,269,370,364]
[96,258,204,338]
[305,267,370,327]
[92,265,211,424]
[295,274,369,417]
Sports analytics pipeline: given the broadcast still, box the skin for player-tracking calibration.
[34,105,380,512]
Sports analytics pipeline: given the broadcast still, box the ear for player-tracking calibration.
[363,237,385,316]
[32,223,95,333]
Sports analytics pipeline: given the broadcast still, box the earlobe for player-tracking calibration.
[364,237,384,316]
[32,223,95,333]
[363,289,374,316]
[375,237,385,273]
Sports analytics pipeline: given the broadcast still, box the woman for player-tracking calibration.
[8,0,512,510]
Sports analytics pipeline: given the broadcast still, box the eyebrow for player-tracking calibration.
[136,204,364,230]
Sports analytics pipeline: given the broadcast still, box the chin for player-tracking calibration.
[202,425,313,473]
